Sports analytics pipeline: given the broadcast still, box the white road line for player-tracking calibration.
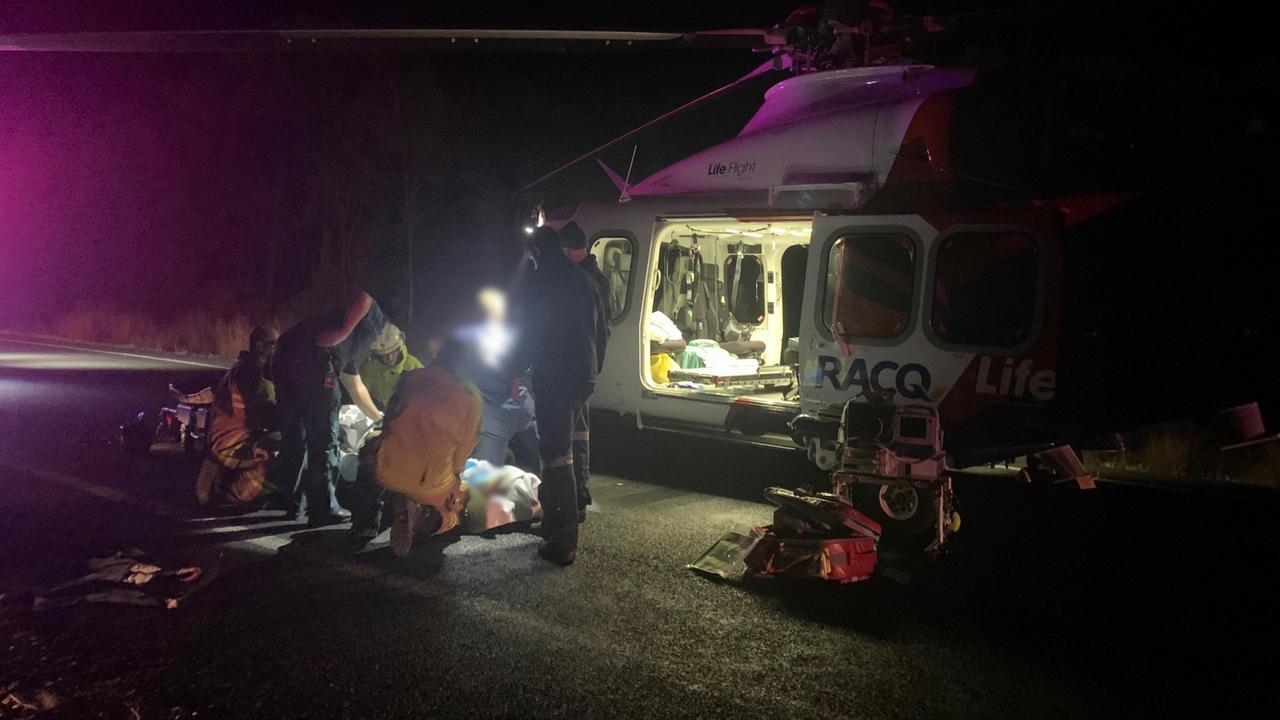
[2,461,293,554]
[0,336,227,369]
[3,462,186,517]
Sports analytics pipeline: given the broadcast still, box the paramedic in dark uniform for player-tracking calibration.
[558,223,611,521]
[268,291,387,527]
[513,224,609,565]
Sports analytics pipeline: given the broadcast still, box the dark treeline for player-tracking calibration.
[0,47,761,350]
[4,1,1280,355]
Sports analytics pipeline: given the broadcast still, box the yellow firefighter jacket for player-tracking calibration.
[374,364,482,533]
[209,353,275,457]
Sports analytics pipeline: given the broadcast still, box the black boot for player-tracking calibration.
[539,465,579,565]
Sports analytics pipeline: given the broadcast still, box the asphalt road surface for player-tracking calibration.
[1,336,1277,719]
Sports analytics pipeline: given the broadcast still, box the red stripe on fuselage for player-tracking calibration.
[872,92,956,212]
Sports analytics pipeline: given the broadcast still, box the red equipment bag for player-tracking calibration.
[744,529,878,584]
[742,488,881,584]
[763,487,882,540]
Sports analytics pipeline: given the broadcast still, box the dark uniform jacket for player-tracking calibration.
[270,301,387,389]
[579,254,612,374]
[514,249,610,398]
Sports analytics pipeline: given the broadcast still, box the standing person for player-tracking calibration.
[557,222,611,521]
[347,336,483,554]
[358,323,424,411]
[198,325,279,506]
[268,290,387,527]
[455,287,540,473]
[512,224,610,565]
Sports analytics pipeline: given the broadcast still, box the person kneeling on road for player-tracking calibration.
[197,325,280,506]
[347,337,482,556]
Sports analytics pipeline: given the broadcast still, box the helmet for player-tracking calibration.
[249,325,278,347]
[248,325,277,363]
[370,323,405,356]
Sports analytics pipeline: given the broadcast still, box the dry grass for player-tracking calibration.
[1085,421,1280,489]
[48,303,300,359]
[1223,441,1280,489]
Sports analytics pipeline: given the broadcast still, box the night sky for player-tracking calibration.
[2,1,1278,334]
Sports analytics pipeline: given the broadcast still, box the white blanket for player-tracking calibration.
[336,405,375,483]
[648,311,683,344]
[461,461,542,534]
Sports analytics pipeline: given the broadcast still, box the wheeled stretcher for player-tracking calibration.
[667,364,794,391]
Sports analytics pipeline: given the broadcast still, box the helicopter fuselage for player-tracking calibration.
[545,63,1277,534]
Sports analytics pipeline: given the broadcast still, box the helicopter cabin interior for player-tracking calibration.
[585,211,1047,422]
[602,218,814,405]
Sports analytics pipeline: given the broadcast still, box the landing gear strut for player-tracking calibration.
[824,403,961,554]
[836,476,959,555]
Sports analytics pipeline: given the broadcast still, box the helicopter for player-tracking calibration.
[5,2,1278,546]
[511,2,1280,545]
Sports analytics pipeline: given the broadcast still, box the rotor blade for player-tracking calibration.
[0,28,689,53]
[517,56,788,195]
[693,27,789,47]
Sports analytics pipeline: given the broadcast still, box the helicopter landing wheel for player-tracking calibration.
[851,482,937,537]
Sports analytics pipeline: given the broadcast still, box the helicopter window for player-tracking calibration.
[930,231,1038,347]
[724,251,765,326]
[590,236,634,323]
[826,234,916,339]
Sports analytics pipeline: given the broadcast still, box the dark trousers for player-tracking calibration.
[270,379,341,517]
[345,433,385,532]
[512,425,543,477]
[535,386,591,553]
[570,403,591,509]
[473,399,542,475]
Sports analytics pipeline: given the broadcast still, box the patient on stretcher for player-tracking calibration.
[460,460,542,535]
